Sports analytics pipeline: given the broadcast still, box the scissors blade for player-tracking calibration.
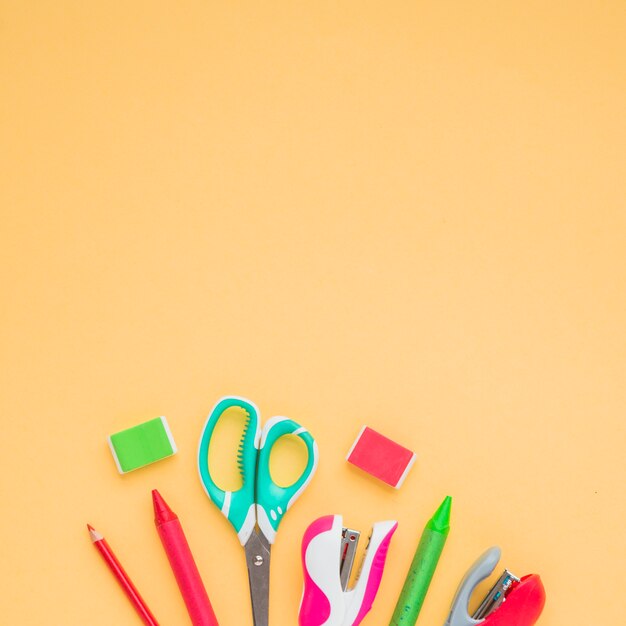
[244,531,271,626]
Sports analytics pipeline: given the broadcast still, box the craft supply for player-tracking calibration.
[346,426,416,488]
[87,524,160,626]
[299,514,397,626]
[108,416,177,474]
[443,547,546,626]
[198,396,319,626]
[152,490,219,626]
[390,496,451,625]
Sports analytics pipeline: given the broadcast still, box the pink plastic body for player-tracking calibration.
[300,516,335,625]
[484,575,546,626]
[299,515,397,626]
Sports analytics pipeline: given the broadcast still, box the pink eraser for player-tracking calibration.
[346,426,416,488]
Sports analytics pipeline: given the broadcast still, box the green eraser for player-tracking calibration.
[107,416,177,474]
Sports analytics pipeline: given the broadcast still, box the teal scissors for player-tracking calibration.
[198,396,319,626]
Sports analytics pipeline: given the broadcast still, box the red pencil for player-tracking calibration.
[152,489,219,626]
[87,524,160,626]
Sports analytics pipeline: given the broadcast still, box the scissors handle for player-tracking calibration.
[256,417,319,544]
[198,396,260,545]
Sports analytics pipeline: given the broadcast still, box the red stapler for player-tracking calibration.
[444,546,545,626]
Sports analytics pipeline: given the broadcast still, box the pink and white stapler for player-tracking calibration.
[298,514,397,626]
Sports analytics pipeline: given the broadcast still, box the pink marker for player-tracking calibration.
[152,490,219,626]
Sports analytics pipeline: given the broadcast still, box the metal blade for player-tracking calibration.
[340,527,360,590]
[472,570,520,619]
[244,531,271,626]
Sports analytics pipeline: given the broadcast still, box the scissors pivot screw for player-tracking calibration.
[253,555,264,567]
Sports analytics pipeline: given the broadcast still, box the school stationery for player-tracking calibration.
[346,426,416,488]
[444,547,546,626]
[108,416,177,474]
[152,490,219,626]
[299,514,397,626]
[87,524,160,626]
[198,396,319,626]
[390,496,452,625]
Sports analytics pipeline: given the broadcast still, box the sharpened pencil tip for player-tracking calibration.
[87,524,104,542]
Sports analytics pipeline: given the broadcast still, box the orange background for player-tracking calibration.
[1,2,625,624]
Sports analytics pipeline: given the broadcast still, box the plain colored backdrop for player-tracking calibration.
[1,1,625,624]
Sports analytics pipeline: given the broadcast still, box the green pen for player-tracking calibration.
[389,495,452,625]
